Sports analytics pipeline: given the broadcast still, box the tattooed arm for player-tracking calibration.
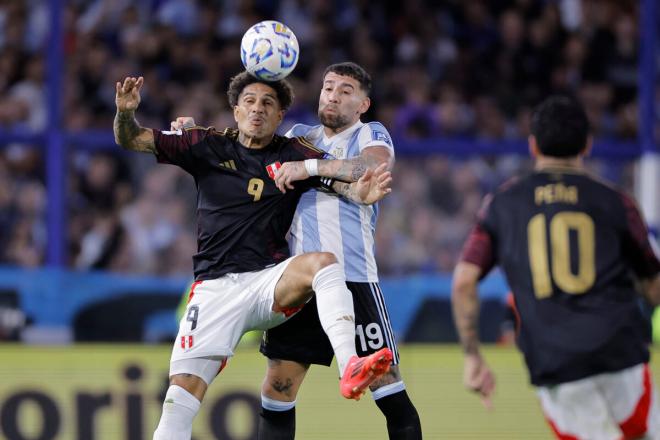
[451,262,496,408]
[113,76,155,153]
[452,262,483,356]
[275,145,393,193]
[114,110,155,153]
[320,145,393,181]
[331,163,392,205]
[332,181,372,205]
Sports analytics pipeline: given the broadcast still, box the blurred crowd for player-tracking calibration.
[0,0,644,275]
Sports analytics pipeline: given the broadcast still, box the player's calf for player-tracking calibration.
[154,358,223,439]
[258,395,297,440]
[153,384,201,440]
[372,380,422,440]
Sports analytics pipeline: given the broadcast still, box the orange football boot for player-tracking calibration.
[340,348,393,400]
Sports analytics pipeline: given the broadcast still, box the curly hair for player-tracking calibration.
[227,72,294,111]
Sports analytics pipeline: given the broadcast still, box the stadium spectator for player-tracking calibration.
[0,0,646,274]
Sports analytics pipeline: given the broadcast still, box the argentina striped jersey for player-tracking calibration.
[285,120,394,282]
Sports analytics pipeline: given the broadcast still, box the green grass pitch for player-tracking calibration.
[0,344,658,439]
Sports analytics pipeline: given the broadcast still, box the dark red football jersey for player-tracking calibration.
[153,127,331,280]
[461,167,660,386]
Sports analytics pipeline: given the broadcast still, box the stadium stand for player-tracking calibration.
[0,0,643,276]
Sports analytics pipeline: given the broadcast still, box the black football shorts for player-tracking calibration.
[260,282,400,366]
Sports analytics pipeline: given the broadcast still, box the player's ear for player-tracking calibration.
[528,135,540,158]
[358,96,371,115]
[233,106,240,123]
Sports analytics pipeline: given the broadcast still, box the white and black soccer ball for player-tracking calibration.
[240,20,299,81]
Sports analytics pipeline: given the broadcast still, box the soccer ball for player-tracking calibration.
[240,21,299,81]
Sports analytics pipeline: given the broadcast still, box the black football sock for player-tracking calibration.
[258,407,296,440]
[374,390,422,440]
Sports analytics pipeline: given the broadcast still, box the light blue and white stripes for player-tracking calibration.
[285,121,394,283]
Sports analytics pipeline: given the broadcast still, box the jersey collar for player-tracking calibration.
[323,120,363,143]
[535,165,587,175]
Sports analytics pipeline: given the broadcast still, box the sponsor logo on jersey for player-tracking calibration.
[266,161,282,179]
[218,160,237,170]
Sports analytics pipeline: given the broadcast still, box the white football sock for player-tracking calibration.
[153,385,200,440]
[261,394,297,411]
[371,381,406,400]
[312,263,357,375]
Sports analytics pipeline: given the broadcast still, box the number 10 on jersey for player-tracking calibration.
[527,211,596,298]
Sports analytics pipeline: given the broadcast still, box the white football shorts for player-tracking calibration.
[538,363,660,439]
[170,256,300,363]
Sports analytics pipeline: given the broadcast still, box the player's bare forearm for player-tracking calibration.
[317,157,366,182]
[451,262,483,355]
[319,147,393,182]
[332,163,391,205]
[113,110,155,153]
[454,296,480,355]
[332,181,367,204]
[274,147,392,193]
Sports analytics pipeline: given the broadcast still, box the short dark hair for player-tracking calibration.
[530,96,590,157]
[323,62,372,95]
[227,72,294,111]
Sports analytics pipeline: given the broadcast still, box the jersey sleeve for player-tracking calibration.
[459,194,497,278]
[284,123,307,139]
[619,193,660,278]
[281,136,337,193]
[285,136,332,161]
[152,126,214,173]
[358,122,395,154]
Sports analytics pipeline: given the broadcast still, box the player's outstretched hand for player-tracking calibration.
[274,161,308,193]
[463,353,496,410]
[354,162,392,204]
[171,116,196,131]
[115,76,144,112]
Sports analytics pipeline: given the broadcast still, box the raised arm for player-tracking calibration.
[275,145,394,193]
[113,76,155,153]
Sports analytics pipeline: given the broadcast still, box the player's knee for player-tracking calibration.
[261,378,299,401]
[310,252,337,273]
[170,373,208,402]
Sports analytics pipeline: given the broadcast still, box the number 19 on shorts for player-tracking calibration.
[356,323,384,351]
